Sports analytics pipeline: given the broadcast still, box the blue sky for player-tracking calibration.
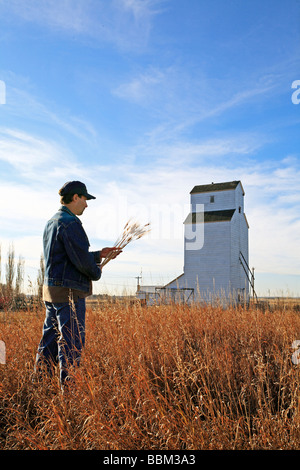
[0,0,299,296]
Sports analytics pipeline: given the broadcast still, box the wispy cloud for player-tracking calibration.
[111,60,285,145]
[2,73,98,144]
[6,0,92,34]
[0,127,61,170]
[0,125,96,184]
[0,0,163,51]
[134,133,267,168]
[112,67,166,104]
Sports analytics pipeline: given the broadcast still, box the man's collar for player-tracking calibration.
[59,205,82,222]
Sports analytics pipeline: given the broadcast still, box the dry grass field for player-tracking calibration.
[0,300,299,450]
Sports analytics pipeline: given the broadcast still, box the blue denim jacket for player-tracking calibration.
[43,206,101,293]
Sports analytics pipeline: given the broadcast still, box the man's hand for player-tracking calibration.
[100,247,122,259]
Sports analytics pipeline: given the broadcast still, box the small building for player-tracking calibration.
[137,180,252,306]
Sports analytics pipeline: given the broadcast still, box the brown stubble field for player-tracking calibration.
[0,300,299,450]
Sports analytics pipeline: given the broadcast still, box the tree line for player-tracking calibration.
[0,244,44,310]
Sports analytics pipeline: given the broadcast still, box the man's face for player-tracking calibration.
[74,195,88,215]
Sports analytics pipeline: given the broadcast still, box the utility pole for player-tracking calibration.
[135,270,142,292]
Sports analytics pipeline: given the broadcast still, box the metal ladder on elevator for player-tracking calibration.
[239,251,258,301]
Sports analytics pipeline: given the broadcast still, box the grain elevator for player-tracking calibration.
[137,180,252,305]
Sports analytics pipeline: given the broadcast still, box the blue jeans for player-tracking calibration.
[35,298,86,386]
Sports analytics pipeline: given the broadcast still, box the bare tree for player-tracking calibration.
[15,255,25,296]
[37,253,45,302]
[5,243,15,294]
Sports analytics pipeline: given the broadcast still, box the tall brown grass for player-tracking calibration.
[0,301,299,450]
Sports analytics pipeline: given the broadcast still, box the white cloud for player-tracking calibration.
[0,127,60,170]
[1,0,96,34]
[9,0,91,33]
[120,0,162,20]
[0,122,100,184]
[113,68,165,104]
[4,75,99,144]
[0,0,163,51]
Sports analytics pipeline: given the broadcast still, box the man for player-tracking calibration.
[35,181,119,388]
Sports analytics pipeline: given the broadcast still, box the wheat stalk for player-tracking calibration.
[100,219,151,268]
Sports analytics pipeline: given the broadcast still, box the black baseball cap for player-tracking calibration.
[59,181,96,200]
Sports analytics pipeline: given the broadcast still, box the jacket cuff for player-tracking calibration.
[94,250,102,264]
